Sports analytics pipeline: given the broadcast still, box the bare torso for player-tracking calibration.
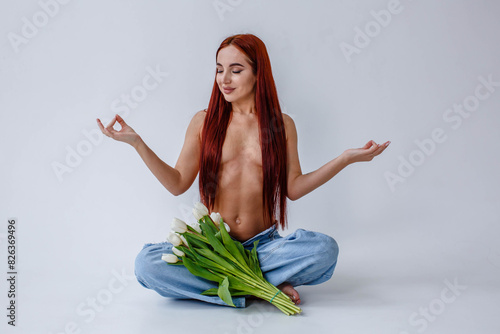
[200,110,279,242]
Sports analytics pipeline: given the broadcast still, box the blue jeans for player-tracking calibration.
[134,223,339,308]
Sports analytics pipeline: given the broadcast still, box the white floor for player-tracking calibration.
[3,232,500,334]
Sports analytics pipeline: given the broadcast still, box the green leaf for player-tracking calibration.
[226,276,257,294]
[186,225,199,234]
[204,215,220,233]
[200,288,219,295]
[202,287,250,297]
[196,248,238,273]
[250,240,264,279]
[183,233,211,250]
[219,221,249,269]
[182,257,223,283]
[190,249,231,273]
[235,242,251,266]
[218,277,235,307]
[228,290,252,297]
[201,223,237,263]
[182,245,204,261]
[184,232,211,244]
[166,261,185,266]
[201,216,218,236]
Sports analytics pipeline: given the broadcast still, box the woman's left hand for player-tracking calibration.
[342,140,390,164]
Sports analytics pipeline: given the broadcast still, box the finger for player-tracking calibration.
[374,141,391,156]
[106,115,116,128]
[96,118,105,131]
[115,114,126,126]
[106,115,117,129]
[97,118,113,137]
[362,141,373,149]
[373,146,386,156]
[368,141,379,153]
[98,118,118,138]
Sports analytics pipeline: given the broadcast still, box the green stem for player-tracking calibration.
[206,268,300,315]
[185,231,210,244]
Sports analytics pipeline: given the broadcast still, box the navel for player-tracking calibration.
[235,217,241,224]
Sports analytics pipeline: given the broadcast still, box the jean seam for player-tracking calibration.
[283,247,338,285]
[135,274,150,289]
[259,239,286,263]
[287,265,335,286]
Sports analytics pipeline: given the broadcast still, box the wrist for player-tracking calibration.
[132,136,144,150]
[339,151,352,167]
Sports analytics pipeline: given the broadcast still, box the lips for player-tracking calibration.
[222,87,235,94]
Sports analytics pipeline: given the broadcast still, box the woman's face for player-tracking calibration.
[216,45,256,104]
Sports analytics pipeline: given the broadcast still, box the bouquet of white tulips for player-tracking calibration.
[161,202,302,316]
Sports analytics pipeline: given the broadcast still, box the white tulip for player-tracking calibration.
[179,234,188,247]
[168,231,182,247]
[172,246,185,257]
[210,212,222,226]
[224,222,231,232]
[161,253,179,263]
[190,222,202,234]
[193,202,209,221]
[171,218,188,233]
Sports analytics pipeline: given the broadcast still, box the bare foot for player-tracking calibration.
[277,282,301,305]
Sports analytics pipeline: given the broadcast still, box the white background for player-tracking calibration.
[1,0,499,333]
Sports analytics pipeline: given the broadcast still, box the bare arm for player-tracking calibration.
[284,114,390,201]
[133,139,183,195]
[97,110,206,196]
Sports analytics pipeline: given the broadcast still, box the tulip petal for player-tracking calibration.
[172,246,185,257]
[179,234,188,247]
[210,212,222,227]
[161,253,179,263]
[171,218,188,233]
[168,232,182,247]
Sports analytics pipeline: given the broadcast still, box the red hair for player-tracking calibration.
[198,33,288,231]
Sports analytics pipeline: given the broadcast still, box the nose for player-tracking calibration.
[222,71,231,84]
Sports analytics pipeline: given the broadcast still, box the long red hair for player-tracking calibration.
[198,33,288,231]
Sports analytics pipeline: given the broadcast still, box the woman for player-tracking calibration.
[97,33,389,308]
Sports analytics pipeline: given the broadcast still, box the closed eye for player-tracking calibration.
[216,70,242,74]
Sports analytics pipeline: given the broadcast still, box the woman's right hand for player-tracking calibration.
[96,114,142,148]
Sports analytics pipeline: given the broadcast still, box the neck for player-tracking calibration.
[231,95,256,116]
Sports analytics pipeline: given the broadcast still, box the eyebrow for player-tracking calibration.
[216,62,244,67]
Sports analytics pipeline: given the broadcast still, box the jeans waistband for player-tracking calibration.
[237,223,278,247]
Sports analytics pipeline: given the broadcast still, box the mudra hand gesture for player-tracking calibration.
[343,140,390,164]
[96,114,142,148]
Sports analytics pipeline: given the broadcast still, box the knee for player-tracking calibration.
[304,233,339,268]
[292,229,338,263]
[324,235,339,264]
[134,247,151,287]
[310,232,339,267]
[134,243,167,288]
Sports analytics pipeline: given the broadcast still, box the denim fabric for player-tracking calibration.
[134,223,339,308]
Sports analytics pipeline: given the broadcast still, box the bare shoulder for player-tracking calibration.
[281,113,296,141]
[282,113,293,123]
[193,108,208,140]
[194,108,207,121]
